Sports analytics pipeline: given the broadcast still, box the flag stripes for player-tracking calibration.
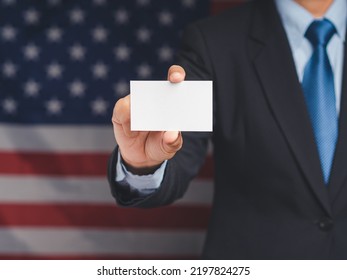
[0,0,242,259]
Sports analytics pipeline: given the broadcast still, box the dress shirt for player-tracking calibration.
[276,0,346,113]
[116,0,347,191]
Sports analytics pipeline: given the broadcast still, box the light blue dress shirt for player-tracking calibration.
[116,0,347,191]
[276,0,346,113]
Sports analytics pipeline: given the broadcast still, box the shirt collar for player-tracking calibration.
[275,0,347,49]
[325,0,346,42]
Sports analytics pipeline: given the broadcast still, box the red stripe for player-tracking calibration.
[199,155,214,179]
[0,254,198,260]
[211,0,245,15]
[0,151,108,176]
[0,203,210,229]
[0,151,213,178]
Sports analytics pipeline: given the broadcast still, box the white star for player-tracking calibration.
[47,62,63,79]
[92,62,108,79]
[182,0,196,8]
[136,27,151,43]
[91,97,108,115]
[114,44,131,61]
[93,0,106,5]
[69,7,85,24]
[48,0,60,6]
[2,0,16,6]
[2,61,17,78]
[92,26,108,42]
[137,63,152,79]
[69,43,86,61]
[114,80,129,97]
[23,80,40,97]
[158,11,173,26]
[46,26,63,42]
[2,98,17,114]
[137,0,150,6]
[114,9,129,24]
[1,25,17,41]
[24,8,40,25]
[69,79,86,97]
[23,43,40,60]
[46,98,63,115]
[158,46,174,62]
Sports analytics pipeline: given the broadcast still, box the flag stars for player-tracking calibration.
[46,26,63,42]
[69,43,86,61]
[136,27,151,43]
[24,8,40,25]
[114,9,129,25]
[158,11,173,26]
[24,80,40,97]
[23,43,40,60]
[93,0,107,5]
[2,0,16,6]
[69,80,86,97]
[47,62,63,79]
[182,0,196,8]
[158,46,174,62]
[1,25,17,41]
[92,62,108,79]
[137,63,152,79]
[137,0,150,6]
[2,98,17,114]
[46,98,63,115]
[48,0,60,6]
[114,44,131,61]
[91,97,108,115]
[69,7,85,24]
[114,80,129,97]
[2,61,17,78]
[92,26,108,43]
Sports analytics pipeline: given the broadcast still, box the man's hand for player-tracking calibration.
[112,65,185,175]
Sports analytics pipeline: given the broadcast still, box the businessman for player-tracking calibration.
[109,0,347,259]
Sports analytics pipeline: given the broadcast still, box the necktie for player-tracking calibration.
[302,19,338,184]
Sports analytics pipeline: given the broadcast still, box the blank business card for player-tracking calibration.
[130,81,213,131]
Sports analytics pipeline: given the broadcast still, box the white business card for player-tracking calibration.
[130,81,213,131]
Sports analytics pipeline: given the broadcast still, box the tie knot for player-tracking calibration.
[305,19,336,47]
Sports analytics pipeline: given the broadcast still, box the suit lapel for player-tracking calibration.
[248,0,332,216]
[328,38,347,202]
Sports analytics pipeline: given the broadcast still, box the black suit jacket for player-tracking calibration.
[108,0,347,259]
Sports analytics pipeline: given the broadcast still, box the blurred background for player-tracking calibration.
[0,0,244,259]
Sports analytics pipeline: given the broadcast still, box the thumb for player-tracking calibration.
[162,131,183,155]
[168,65,186,83]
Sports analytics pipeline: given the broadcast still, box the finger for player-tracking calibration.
[167,65,186,83]
[112,95,137,138]
[162,131,183,154]
[112,95,130,125]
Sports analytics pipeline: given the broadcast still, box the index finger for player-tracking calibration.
[112,95,130,125]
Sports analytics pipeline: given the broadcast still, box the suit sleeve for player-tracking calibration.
[108,22,214,208]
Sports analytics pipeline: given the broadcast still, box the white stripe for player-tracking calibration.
[0,176,115,204]
[0,176,213,205]
[0,124,115,152]
[0,228,205,255]
[0,123,214,155]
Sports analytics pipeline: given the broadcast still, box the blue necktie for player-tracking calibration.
[302,19,338,184]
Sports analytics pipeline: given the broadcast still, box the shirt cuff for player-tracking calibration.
[115,151,167,191]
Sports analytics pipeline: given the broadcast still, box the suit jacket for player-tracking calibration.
[108,0,347,259]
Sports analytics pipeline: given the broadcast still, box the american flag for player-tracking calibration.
[0,0,242,260]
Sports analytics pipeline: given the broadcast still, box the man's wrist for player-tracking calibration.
[121,160,163,176]
[115,151,167,191]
